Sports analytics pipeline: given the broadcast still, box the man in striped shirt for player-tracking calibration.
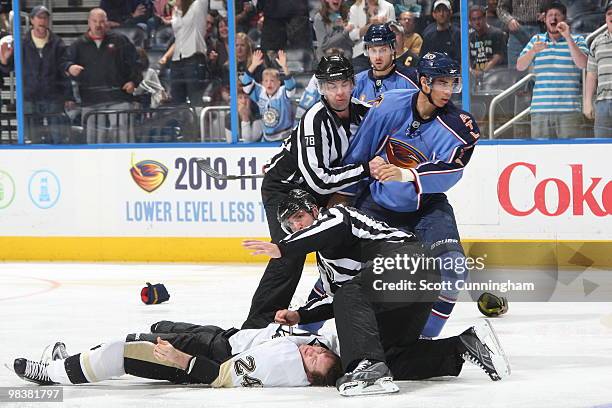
[584,2,612,138]
[516,1,588,139]
[241,55,382,330]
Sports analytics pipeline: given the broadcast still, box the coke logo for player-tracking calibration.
[498,162,612,217]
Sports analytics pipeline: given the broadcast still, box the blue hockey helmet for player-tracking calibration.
[417,52,460,80]
[364,23,396,49]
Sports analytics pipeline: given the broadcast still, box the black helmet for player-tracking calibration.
[277,189,318,233]
[364,23,396,48]
[315,54,354,82]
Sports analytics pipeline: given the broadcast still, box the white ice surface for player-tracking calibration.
[0,262,611,408]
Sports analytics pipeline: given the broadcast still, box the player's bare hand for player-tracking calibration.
[532,41,547,54]
[122,81,136,94]
[557,21,570,38]
[368,156,386,178]
[153,337,192,370]
[376,164,415,183]
[275,309,300,325]
[68,64,85,77]
[242,240,282,258]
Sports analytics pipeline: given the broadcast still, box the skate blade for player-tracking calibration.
[476,319,511,379]
[339,377,399,397]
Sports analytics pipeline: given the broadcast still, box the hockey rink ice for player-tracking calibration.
[0,262,611,408]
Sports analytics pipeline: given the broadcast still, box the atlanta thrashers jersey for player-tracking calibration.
[353,65,419,104]
[210,324,339,388]
[341,88,480,212]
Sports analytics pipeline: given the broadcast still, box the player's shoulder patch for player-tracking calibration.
[438,106,481,144]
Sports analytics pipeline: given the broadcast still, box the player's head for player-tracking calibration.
[315,54,355,112]
[298,344,343,386]
[277,189,319,234]
[364,23,396,72]
[262,68,282,96]
[417,52,461,108]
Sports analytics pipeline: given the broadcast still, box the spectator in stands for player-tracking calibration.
[497,0,546,68]
[348,0,396,73]
[236,32,263,82]
[225,84,263,142]
[159,0,210,107]
[486,0,505,32]
[235,0,256,34]
[134,47,168,108]
[389,20,418,67]
[257,0,312,52]
[240,49,295,141]
[0,5,74,144]
[516,1,587,139]
[398,10,423,56]
[584,2,612,138]
[468,5,505,77]
[100,0,152,31]
[420,0,461,62]
[205,9,219,49]
[248,12,264,47]
[208,16,229,85]
[313,0,354,60]
[68,8,142,143]
[0,0,10,33]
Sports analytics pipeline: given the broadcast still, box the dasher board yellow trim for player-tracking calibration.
[0,237,610,267]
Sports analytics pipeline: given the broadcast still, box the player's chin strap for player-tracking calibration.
[421,81,445,109]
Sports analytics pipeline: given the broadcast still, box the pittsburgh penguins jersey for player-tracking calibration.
[262,97,370,197]
[341,88,480,212]
[353,65,419,104]
[210,324,339,388]
[277,205,415,322]
[241,71,296,141]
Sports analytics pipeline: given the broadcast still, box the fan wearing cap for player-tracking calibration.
[352,23,419,104]
[335,52,481,338]
[241,55,383,331]
[420,0,461,62]
[0,5,76,144]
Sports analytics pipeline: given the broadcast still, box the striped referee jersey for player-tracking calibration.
[277,205,417,321]
[263,97,370,196]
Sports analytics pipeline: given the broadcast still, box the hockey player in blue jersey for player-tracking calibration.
[241,49,296,141]
[340,52,481,338]
[352,23,419,104]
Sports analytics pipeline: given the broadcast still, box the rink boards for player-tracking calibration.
[0,143,610,266]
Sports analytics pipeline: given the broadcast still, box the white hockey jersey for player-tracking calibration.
[210,324,339,388]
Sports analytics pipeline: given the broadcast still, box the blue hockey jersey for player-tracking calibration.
[342,88,480,212]
[352,65,419,104]
[241,71,296,141]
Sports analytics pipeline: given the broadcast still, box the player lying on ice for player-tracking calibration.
[13,317,509,394]
[243,189,511,395]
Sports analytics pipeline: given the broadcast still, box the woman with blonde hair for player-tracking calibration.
[236,32,264,82]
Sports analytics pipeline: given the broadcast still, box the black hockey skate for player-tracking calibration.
[13,358,57,385]
[336,359,399,396]
[460,320,511,381]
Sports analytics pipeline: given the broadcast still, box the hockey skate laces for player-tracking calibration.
[24,360,52,382]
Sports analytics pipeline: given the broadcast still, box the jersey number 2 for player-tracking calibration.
[234,356,263,387]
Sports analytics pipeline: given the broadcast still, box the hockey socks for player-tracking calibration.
[47,340,126,384]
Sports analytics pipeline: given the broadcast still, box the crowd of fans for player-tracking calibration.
[0,0,610,144]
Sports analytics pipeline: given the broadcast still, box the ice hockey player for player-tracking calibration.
[244,190,511,396]
[13,321,343,388]
[352,23,419,104]
[337,52,482,338]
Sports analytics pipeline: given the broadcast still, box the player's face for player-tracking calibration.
[262,74,281,95]
[286,209,317,232]
[299,344,338,383]
[545,8,565,35]
[367,44,394,70]
[322,79,353,111]
[429,77,458,106]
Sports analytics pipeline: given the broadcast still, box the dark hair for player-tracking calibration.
[309,353,344,387]
[320,1,349,25]
[469,5,486,16]
[136,47,150,71]
[542,1,566,16]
